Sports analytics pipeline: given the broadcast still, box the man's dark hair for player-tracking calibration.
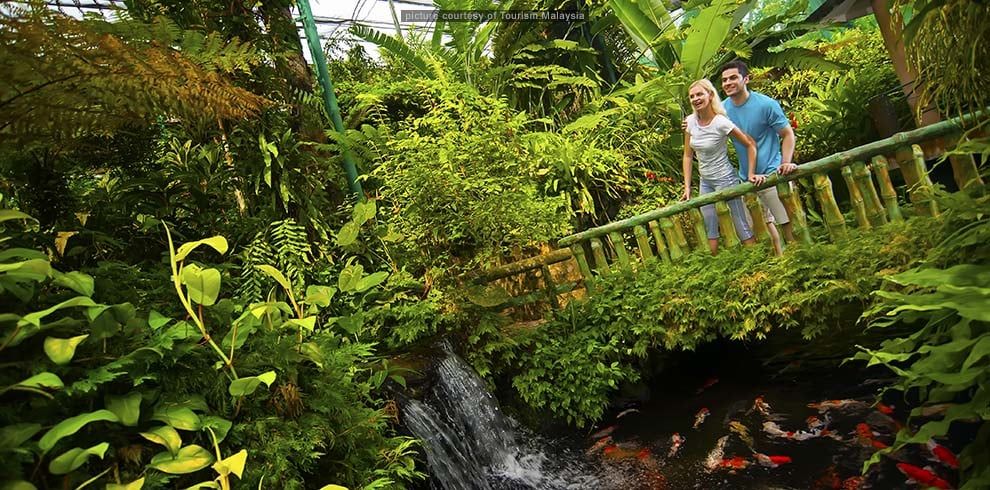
[720,60,749,77]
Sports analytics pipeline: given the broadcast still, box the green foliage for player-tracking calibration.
[851,187,990,489]
[504,218,939,426]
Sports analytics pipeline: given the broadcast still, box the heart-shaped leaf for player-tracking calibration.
[285,317,316,332]
[48,442,109,475]
[151,407,201,431]
[228,371,276,397]
[181,264,221,306]
[106,392,142,427]
[199,416,232,444]
[174,237,228,262]
[336,222,360,246]
[353,199,377,226]
[140,425,182,456]
[43,335,89,365]
[338,261,363,292]
[149,444,214,474]
[212,449,247,478]
[304,285,336,307]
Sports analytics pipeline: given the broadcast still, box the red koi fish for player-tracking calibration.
[718,456,750,470]
[806,415,824,430]
[927,439,959,469]
[590,425,616,439]
[585,436,613,456]
[875,402,895,415]
[896,463,953,489]
[668,433,685,458]
[693,407,710,429]
[696,376,719,394]
[841,476,865,489]
[754,452,792,468]
[854,423,887,448]
[602,444,643,461]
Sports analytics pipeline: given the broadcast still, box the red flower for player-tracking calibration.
[646,171,656,180]
[788,113,798,130]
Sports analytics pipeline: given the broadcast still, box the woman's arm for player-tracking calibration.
[682,131,694,200]
[729,127,762,185]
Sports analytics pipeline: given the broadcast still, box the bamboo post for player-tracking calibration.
[633,225,653,262]
[659,218,684,261]
[608,232,631,269]
[590,238,610,273]
[688,208,710,252]
[777,181,813,244]
[841,166,871,229]
[671,215,689,253]
[540,264,560,309]
[715,201,741,248]
[649,221,671,263]
[871,155,903,221]
[909,144,940,217]
[852,162,887,227]
[569,244,593,279]
[813,173,847,240]
[946,134,985,190]
[744,193,770,242]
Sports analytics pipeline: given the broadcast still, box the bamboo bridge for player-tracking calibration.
[467,111,987,313]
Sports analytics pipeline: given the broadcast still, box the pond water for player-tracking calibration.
[402,341,965,490]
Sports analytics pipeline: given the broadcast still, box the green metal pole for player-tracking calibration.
[297,0,364,199]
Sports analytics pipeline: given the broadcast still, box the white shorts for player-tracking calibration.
[757,185,791,225]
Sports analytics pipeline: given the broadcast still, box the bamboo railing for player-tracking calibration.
[470,110,986,310]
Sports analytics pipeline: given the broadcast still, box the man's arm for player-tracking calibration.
[777,125,797,175]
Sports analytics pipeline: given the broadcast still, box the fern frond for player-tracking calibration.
[350,25,435,79]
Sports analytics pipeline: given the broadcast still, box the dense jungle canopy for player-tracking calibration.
[1,0,988,488]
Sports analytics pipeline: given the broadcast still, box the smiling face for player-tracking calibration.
[721,67,749,99]
[688,84,712,113]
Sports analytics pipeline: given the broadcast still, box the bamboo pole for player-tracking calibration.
[540,264,560,309]
[744,193,770,243]
[946,134,985,190]
[634,225,653,262]
[715,201,741,248]
[777,182,813,244]
[841,166,871,229]
[660,218,684,261]
[570,244,593,279]
[871,155,904,221]
[590,238,610,273]
[852,162,887,227]
[649,221,671,263]
[813,173,847,240]
[609,231,631,268]
[907,144,940,217]
[688,208,710,252]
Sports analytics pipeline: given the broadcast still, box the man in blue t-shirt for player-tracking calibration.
[720,60,798,255]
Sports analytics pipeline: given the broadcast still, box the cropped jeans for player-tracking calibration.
[699,174,754,241]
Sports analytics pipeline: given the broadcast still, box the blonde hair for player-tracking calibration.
[688,79,726,117]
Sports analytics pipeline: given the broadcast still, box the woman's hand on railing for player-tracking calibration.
[748,174,767,185]
[682,188,691,201]
[779,162,799,175]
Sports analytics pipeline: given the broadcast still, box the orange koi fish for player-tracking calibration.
[806,415,824,430]
[718,456,750,470]
[754,452,792,468]
[668,433,685,458]
[807,399,869,414]
[896,462,953,489]
[695,376,719,394]
[841,476,865,489]
[693,407,710,429]
[585,436,613,456]
[590,425,616,439]
[602,444,643,461]
[875,402,894,415]
[927,439,959,469]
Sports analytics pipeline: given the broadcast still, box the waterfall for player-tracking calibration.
[401,343,604,490]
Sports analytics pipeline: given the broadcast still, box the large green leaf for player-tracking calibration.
[48,442,109,475]
[151,407,201,431]
[13,372,64,391]
[304,285,336,307]
[0,210,35,223]
[43,335,88,365]
[355,271,388,292]
[38,409,119,452]
[228,371,276,397]
[351,25,433,79]
[199,416,233,444]
[20,296,97,328]
[181,264,221,306]
[106,392,142,427]
[336,222,360,247]
[0,423,42,451]
[255,265,292,293]
[608,0,673,58]
[353,200,377,226]
[0,481,37,490]
[140,425,183,456]
[338,261,364,292]
[680,0,738,80]
[51,270,94,296]
[174,236,228,262]
[149,444,214,474]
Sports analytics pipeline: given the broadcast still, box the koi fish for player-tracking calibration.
[875,402,895,415]
[718,456,750,470]
[703,435,729,471]
[927,439,959,469]
[762,421,789,438]
[806,415,825,430]
[754,452,792,468]
[616,408,640,419]
[585,436,613,456]
[730,421,754,449]
[693,407,710,429]
[807,399,869,414]
[590,425,616,439]
[668,433,685,458]
[751,396,772,417]
[695,376,719,394]
[841,476,865,490]
[896,463,953,489]
[602,444,644,461]
[853,423,885,448]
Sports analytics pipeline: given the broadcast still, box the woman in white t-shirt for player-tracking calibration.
[681,79,762,255]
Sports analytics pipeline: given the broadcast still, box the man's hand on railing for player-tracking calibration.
[779,162,799,175]
[682,188,691,201]
[749,174,767,185]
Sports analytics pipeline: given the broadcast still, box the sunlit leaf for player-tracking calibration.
[149,444,214,474]
[140,425,182,456]
[150,407,201,431]
[228,371,276,397]
[106,392,142,427]
[106,477,145,490]
[255,265,291,292]
[337,221,360,246]
[212,449,247,478]
[51,270,94,296]
[174,236,228,262]
[48,442,109,475]
[181,264,222,306]
[38,409,118,452]
[43,335,88,365]
[15,372,64,391]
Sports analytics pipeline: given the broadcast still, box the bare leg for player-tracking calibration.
[781,222,796,243]
[767,222,783,256]
[709,238,719,256]
[741,237,756,246]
